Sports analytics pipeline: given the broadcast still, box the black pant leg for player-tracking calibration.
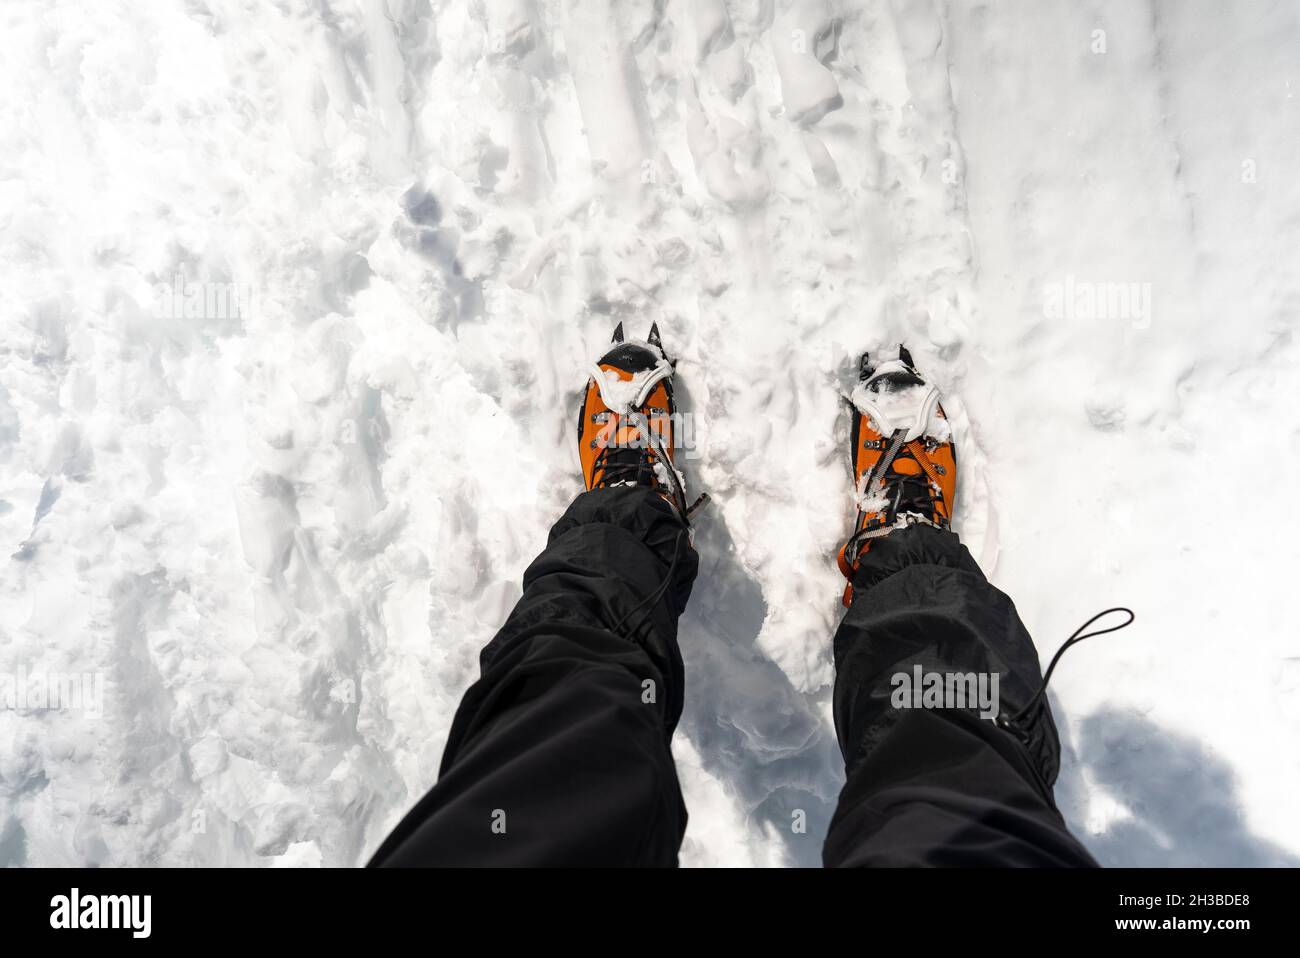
[823,525,1098,867]
[369,486,697,867]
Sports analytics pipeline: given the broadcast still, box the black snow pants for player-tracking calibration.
[368,486,1097,867]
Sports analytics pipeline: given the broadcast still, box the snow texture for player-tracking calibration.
[1,0,1298,867]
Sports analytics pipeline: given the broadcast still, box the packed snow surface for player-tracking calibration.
[2,0,1298,867]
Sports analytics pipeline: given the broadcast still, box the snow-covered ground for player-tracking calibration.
[1,0,1297,867]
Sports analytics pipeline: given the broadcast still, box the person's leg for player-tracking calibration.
[369,485,696,867]
[826,347,1095,867]
[822,524,1097,867]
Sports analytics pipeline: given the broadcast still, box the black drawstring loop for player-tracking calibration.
[609,527,687,643]
[998,607,1136,734]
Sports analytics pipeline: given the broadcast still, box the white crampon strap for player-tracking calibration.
[589,347,673,415]
[848,359,943,442]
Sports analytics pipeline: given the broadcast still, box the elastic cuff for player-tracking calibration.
[851,523,983,595]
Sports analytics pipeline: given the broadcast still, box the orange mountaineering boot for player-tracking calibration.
[837,345,958,607]
[577,322,704,523]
